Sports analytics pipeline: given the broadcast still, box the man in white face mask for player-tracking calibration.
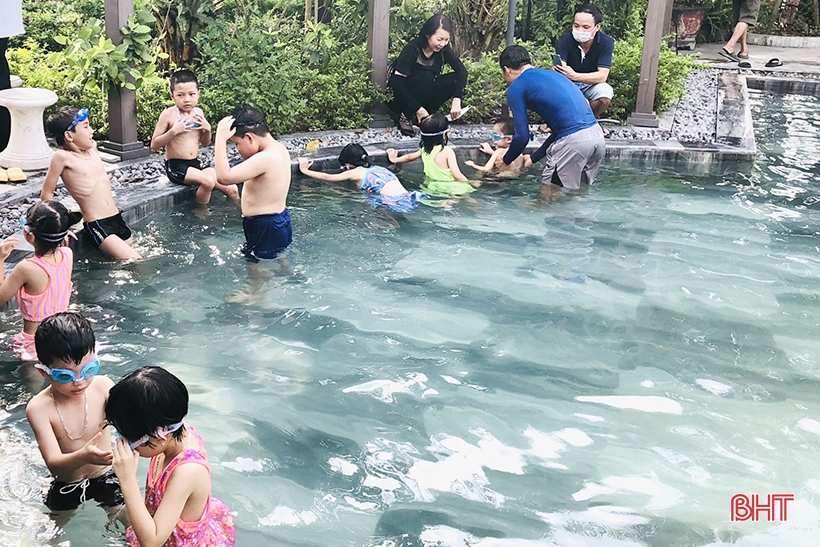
[554,4,614,119]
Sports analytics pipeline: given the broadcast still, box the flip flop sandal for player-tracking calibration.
[738,53,749,60]
[765,58,783,67]
[738,61,752,69]
[6,167,26,182]
[719,47,740,63]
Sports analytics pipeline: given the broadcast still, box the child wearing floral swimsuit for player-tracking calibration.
[125,425,234,547]
[299,143,425,213]
[107,366,235,547]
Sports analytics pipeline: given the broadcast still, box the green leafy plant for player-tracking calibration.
[149,0,219,68]
[48,9,165,110]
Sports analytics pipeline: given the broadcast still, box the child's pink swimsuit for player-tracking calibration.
[126,425,236,547]
[11,247,73,361]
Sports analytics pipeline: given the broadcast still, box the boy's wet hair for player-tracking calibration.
[418,14,454,46]
[419,113,450,154]
[231,105,270,138]
[35,312,96,367]
[25,200,78,256]
[499,45,532,70]
[46,106,81,148]
[576,3,603,24]
[338,143,370,168]
[106,366,188,444]
[495,118,515,136]
[170,69,198,92]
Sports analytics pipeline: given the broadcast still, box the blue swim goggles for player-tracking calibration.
[491,132,513,141]
[34,359,100,384]
[66,108,89,132]
[114,420,184,450]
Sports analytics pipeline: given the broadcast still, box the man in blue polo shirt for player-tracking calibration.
[495,45,605,191]
[555,4,615,118]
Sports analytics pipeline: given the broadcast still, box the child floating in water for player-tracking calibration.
[465,119,526,178]
[107,366,236,547]
[0,201,76,362]
[298,143,425,213]
[387,113,477,197]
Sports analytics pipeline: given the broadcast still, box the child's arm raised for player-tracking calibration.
[465,149,503,172]
[25,398,113,478]
[442,147,469,181]
[387,148,421,164]
[298,158,364,184]
[150,109,187,151]
[114,439,210,547]
[40,152,68,201]
[213,116,270,185]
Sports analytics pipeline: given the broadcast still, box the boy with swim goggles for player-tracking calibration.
[25,312,123,513]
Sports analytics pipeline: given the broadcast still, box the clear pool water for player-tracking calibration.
[1,89,820,547]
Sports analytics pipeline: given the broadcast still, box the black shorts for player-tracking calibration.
[83,212,133,247]
[165,157,201,185]
[44,468,123,511]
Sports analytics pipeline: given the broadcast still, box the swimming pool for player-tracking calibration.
[1,88,819,546]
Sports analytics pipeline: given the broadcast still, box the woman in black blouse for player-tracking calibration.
[387,14,468,136]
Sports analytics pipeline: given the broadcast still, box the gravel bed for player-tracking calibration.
[670,68,718,143]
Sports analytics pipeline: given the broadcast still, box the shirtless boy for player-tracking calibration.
[25,312,121,513]
[151,70,238,204]
[43,107,142,260]
[214,105,292,261]
[465,119,525,177]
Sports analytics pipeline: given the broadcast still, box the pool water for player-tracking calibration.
[1,89,820,546]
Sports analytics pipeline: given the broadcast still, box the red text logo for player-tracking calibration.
[731,494,794,521]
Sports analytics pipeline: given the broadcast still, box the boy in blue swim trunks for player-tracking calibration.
[214,105,292,261]
[151,70,238,204]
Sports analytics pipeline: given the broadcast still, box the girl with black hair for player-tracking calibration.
[0,201,76,361]
[387,14,469,136]
[298,143,425,213]
[387,113,477,197]
[107,366,235,547]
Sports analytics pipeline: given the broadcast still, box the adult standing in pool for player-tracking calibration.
[0,0,25,151]
[386,14,468,137]
[495,45,605,193]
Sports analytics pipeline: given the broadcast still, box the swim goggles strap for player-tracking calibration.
[419,127,451,137]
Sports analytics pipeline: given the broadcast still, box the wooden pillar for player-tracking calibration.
[100,0,148,160]
[367,0,390,127]
[627,0,674,127]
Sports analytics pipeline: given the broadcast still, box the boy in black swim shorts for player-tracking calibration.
[43,107,142,260]
[151,70,238,204]
[25,313,123,515]
[214,105,293,262]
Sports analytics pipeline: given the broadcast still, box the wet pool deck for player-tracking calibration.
[0,41,818,265]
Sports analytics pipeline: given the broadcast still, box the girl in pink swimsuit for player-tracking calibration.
[0,201,76,361]
[107,366,235,547]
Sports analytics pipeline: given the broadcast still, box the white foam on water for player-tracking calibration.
[575,395,683,414]
[258,505,319,527]
[554,428,593,447]
[538,505,650,528]
[572,474,684,511]
[342,373,429,403]
[441,375,462,385]
[573,413,605,423]
[695,379,732,395]
[344,496,377,510]
[797,418,820,435]
[711,445,772,476]
[220,457,271,473]
[328,457,358,476]
[640,380,654,388]
[419,525,560,546]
